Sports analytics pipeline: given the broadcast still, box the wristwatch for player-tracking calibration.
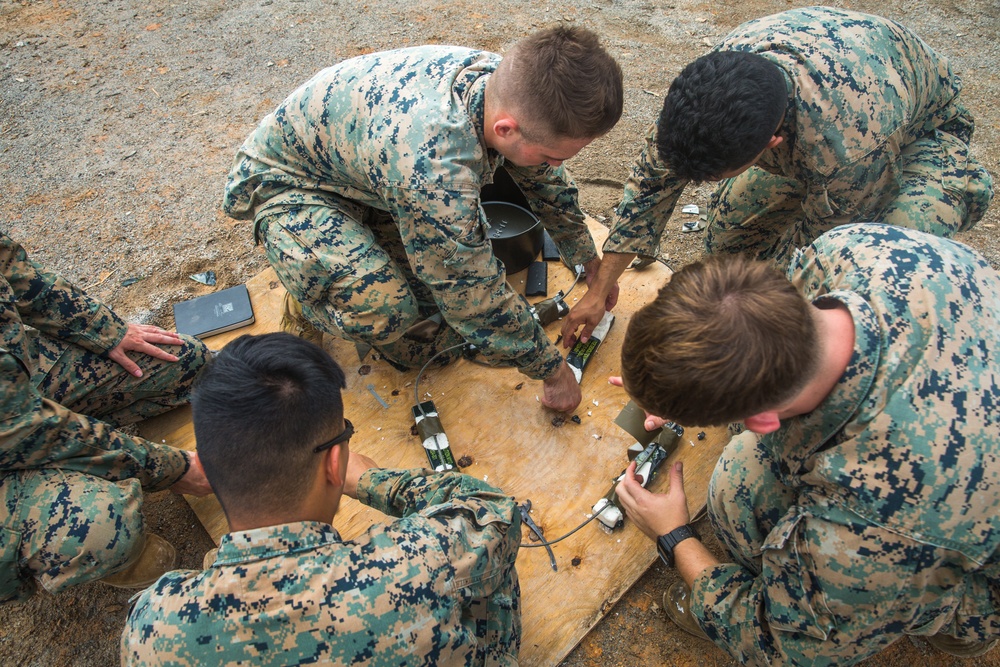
[656,524,699,568]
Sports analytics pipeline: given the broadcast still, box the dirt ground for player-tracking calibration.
[1,0,998,664]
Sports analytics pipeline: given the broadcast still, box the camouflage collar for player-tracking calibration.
[763,290,878,480]
[214,522,342,566]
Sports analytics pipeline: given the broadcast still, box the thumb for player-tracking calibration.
[669,461,684,490]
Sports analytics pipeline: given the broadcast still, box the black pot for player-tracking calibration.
[483,201,543,274]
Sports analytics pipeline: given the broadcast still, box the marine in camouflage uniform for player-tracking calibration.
[122,467,522,666]
[693,225,1000,664]
[0,233,209,602]
[606,7,993,269]
[223,46,598,377]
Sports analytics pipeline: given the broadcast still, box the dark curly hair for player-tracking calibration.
[656,51,787,181]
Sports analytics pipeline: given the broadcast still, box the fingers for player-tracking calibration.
[615,461,641,501]
[133,342,181,363]
[108,348,142,377]
[608,375,623,387]
[120,324,182,362]
[668,460,685,491]
[559,316,581,349]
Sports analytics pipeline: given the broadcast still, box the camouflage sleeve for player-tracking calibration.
[0,233,127,356]
[0,354,188,489]
[603,122,689,257]
[357,467,521,600]
[386,185,563,379]
[691,506,957,666]
[504,163,599,266]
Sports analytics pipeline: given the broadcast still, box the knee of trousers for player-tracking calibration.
[962,156,994,229]
[18,473,145,592]
[327,282,423,346]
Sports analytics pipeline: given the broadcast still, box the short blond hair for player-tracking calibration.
[621,254,818,426]
[490,25,623,141]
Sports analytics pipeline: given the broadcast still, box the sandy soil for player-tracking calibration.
[1,0,998,664]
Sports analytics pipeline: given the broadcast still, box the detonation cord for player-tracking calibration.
[413,341,469,416]
[521,504,611,548]
[412,263,646,550]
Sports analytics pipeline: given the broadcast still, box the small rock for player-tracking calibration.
[457,455,473,467]
[358,364,371,376]
[189,270,216,286]
[570,415,582,424]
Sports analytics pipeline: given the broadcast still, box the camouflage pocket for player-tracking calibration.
[760,509,837,641]
[0,525,25,602]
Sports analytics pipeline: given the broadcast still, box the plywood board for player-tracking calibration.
[139,220,729,666]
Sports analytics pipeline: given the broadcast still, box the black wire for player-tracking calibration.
[560,264,584,299]
[413,341,469,414]
[521,500,615,548]
[414,262,605,547]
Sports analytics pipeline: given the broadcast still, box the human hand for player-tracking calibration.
[608,376,670,431]
[583,256,620,312]
[344,451,380,499]
[170,451,214,497]
[109,323,183,377]
[541,361,582,412]
[560,290,611,349]
[614,460,690,540]
[560,256,623,348]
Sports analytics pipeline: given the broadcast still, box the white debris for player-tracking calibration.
[681,204,700,214]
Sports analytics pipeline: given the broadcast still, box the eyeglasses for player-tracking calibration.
[313,419,354,453]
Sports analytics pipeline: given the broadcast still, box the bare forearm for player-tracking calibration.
[589,252,634,298]
[674,538,719,589]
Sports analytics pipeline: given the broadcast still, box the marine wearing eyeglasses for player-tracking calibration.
[121,332,524,666]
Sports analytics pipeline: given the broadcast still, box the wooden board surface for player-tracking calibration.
[139,220,729,666]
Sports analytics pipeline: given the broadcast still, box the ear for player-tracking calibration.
[765,135,783,150]
[323,444,347,491]
[743,411,782,435]
[492,116,518,139]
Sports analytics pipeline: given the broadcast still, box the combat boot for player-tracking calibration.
[101,533,178,589]
[663,580,710,640]
[629,254,657,270]
[926,632,998,658]
[202,547,219,569]
[281,292,324,346]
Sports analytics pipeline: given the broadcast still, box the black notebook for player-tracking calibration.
[173,284,255,338]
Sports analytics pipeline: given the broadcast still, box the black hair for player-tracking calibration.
[192,332,347,516]
[656,51,787,181]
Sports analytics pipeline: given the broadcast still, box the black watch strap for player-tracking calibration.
[656,524,699,568]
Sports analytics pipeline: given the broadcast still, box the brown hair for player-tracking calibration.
[621,254,818,426]
[490,25,623,140]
